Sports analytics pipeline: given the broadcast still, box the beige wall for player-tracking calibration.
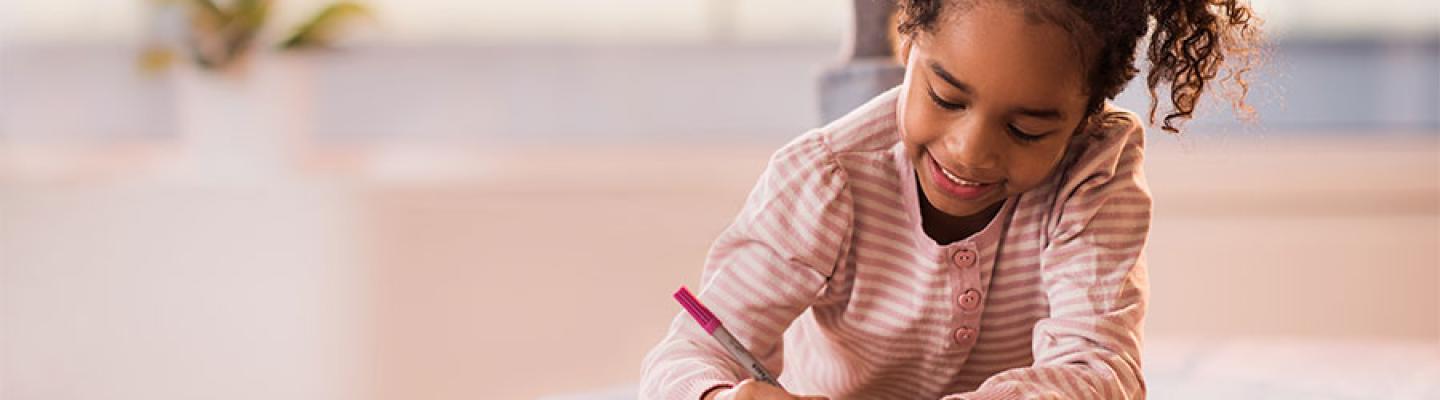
[3,135,1437,400]
[1,180,371,400]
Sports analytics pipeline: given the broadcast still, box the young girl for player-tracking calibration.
[641,0,1261,399]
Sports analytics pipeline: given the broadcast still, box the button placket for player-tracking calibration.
[950,246,985,347]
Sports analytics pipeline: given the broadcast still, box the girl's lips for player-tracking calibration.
[927,155,999,201]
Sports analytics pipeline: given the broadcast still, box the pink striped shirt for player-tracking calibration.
[640,87,1150,400]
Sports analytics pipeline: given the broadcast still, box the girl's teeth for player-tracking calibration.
[940,167,984,186]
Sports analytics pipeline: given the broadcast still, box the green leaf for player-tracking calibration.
[280,2,374,50]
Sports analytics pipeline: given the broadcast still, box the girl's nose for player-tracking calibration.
[942,118,1004,172]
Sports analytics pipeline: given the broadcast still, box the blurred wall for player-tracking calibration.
[2,1,1438,400]
[2,180,371,399]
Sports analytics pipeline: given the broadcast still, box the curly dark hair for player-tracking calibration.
[897,0,1264,134]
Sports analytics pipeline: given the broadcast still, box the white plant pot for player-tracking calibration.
[167,54,313,183]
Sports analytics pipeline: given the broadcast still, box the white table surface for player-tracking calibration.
[540,337,1440,400]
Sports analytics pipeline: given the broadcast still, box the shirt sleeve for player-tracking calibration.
[639,130,855,400]
[948,114,1152,400]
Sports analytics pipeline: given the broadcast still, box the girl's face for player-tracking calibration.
[898,3,1092,220]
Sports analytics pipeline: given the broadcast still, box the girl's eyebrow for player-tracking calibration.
[1013,106,1064,120]
[929,59,1066,121]
[928,61,973,94]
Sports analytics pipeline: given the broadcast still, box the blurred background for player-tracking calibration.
[1,1,1436,399]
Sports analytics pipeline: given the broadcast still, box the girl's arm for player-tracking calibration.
[951,117,1152,400]
[639,131,854,400]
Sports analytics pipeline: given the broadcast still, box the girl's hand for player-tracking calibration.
[703,379,830,400]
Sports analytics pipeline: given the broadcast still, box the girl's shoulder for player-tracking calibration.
[1060,105,1148,186]
[812,87,905,156]
[1031,105,1153,240]
[759,87,904,192]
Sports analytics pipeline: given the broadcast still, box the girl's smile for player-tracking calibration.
[924,150,1002,202]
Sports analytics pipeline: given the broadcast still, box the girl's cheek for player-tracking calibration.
[900,106,925,146]
[903,103,942,145]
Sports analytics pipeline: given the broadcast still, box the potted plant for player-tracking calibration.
[138,0,374,181]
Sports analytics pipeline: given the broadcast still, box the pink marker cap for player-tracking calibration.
[674,286,722,334]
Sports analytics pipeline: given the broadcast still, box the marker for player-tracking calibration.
[673,286,784,390]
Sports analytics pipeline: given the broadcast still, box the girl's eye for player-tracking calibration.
[926,88,965,111]
[1008,125,1046,142]
[925,85,1047,142]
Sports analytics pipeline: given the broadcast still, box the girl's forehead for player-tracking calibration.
[920,4,1090,103]
[932,0,1101,58]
